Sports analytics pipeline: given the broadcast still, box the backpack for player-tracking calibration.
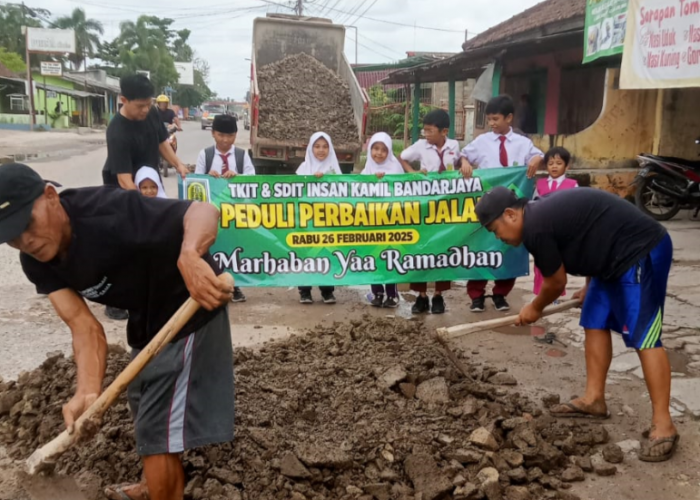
[204,146,246,175]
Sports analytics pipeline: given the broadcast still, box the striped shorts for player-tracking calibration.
[127,309,234,456]
[580,234,672,350]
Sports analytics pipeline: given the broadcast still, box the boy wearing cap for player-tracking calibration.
[195,114,255,303]
[475,186,678,463]
[1,163,235,500]
[459,95,544,314]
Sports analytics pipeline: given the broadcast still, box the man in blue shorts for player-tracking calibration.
[475,186,678,462]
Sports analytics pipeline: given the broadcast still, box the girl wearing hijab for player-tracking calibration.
[134,166,167,199]
[362,132,403,308]
[296,132,340,304]
[296,131,342,177]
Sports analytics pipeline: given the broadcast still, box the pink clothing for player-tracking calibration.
[533,175,578,295]
[535,176,578,198]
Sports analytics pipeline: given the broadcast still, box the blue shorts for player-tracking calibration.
[580,234,672,350]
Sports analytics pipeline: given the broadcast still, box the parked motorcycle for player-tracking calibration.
[633,138,700,221]
[159,123,179,178]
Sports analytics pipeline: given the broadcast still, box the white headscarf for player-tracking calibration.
[362,132,403,175]
[296,132,342,175]
[134,166,167,199]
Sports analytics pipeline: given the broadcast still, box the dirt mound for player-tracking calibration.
[257,53,360,147]
[0,316,611,500]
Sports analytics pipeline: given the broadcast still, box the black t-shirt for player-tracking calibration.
[20,187,222,349]
[522,188,667,281]
[158,108,177,125]
[102,107,168,186]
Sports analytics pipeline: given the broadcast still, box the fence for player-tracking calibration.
[364,84,465,145]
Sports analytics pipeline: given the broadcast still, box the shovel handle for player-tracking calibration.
[25,274,234,475]
[436,299,580,340]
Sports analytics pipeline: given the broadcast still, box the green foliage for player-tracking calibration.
[0,48,26,73]
[0,3,47,55]
[54,8,104,70]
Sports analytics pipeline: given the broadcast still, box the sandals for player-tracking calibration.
[549,401,611,420]
[104,484,150,500]
[640,428,680,462]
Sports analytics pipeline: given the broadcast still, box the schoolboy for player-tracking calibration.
[195,114,255,303]
[475,186,678,463]
[459,94,544,313]
[399,109,460,314]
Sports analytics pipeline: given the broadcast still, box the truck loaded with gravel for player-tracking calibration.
[250,14,367,174]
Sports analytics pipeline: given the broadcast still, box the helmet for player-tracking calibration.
[156,94,170,103]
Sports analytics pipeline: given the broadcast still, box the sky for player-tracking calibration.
[20,0,544,100]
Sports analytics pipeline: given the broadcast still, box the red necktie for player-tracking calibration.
[220,154,229,175]
[499,136,508,167]
[436,148,446,173]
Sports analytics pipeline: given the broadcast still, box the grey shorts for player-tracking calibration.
[127,309,234,456]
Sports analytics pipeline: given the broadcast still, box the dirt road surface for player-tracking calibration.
[0,123,698,499]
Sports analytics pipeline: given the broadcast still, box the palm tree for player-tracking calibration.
[55,8,104,70]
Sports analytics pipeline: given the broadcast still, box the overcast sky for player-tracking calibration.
[27,0,543,99]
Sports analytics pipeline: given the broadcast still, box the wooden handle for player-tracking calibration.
[437,299,580,340]
[25,274,234,475]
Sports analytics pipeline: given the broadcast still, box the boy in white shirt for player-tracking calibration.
[195,114,255,303]
[459,95,544,314]
[399,110,460,315]
[196,114,255,178]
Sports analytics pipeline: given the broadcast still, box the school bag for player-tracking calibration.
[204,146,246,175]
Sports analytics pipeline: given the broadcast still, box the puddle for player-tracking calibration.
[667,349,691,375]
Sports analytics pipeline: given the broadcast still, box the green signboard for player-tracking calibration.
[181,169,533,287]
[583,0,629,63]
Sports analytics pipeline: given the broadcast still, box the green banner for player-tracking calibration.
[583,0,629,63]
[180,169,533,287]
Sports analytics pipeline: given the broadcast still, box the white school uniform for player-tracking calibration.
[134,166,167,198]
[460,128,543,169]
[296,132,342,175]
[400,138,460,173]
[194,147,256,175]
[362,132,404,175]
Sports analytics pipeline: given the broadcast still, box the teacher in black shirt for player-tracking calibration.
[102,74,188,188]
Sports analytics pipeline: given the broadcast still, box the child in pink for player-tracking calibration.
[533,147,578,295]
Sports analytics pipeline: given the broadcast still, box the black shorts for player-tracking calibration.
[127,309,234,456]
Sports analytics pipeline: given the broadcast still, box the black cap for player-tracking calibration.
[475,186,519,227]
[0,163,58,244]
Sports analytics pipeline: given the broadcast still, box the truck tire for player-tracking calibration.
[340,163,354,174]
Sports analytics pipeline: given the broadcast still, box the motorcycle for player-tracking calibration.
[633,138,700,221]
[159,123,179,178]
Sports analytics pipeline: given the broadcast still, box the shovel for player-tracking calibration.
[22,273,234,500]
[433,300,580,378]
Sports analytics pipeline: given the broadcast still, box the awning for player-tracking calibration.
[35,82,102,98]
[382,29,584,84]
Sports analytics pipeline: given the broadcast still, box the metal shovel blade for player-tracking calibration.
[19,471,88,500]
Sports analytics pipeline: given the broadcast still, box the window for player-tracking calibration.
[8,94,28,112]
[475,100,486,129]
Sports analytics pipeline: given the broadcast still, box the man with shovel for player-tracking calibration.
[0,163,235,499]
[474,186,679,463]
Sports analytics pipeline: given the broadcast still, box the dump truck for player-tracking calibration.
[249,14,367,174]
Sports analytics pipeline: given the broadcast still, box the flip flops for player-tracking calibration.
[549,401,611,420]
[104,484,150,500]
[640,428,680,463]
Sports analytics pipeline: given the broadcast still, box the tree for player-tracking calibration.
[0,3,48,55]
[174,58,213,108]
[55,8,104,70]
[0,47,26,73]
[116,15,178,92]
